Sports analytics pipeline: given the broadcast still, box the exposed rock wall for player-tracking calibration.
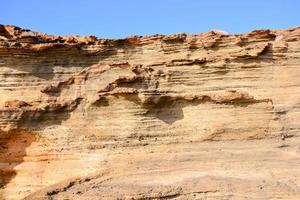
[0,25,300,199]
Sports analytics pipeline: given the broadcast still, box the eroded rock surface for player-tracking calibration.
[0,25,300,199]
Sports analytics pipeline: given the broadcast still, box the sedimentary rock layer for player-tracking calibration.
[0,25,300,199]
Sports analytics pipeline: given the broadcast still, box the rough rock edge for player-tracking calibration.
[1,24,299,52]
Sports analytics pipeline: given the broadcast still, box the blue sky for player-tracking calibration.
[1,0,299,38]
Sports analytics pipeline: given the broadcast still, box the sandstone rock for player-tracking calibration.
[0,25,300,199]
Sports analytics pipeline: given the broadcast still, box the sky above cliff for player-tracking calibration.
[1,0,299,38]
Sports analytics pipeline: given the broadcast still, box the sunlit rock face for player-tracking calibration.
[0,25,300,199]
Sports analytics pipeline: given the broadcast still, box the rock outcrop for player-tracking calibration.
[0,24,300,199]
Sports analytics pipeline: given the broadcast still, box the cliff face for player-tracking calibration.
[0,25,300,199]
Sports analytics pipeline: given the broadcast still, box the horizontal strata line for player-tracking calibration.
[0,71,79,75]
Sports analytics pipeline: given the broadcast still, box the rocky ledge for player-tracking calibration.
[0,25,300,199]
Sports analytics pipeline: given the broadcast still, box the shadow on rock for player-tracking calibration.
[0,130,38,198]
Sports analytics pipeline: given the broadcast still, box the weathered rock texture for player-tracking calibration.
[0,24,300,199]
